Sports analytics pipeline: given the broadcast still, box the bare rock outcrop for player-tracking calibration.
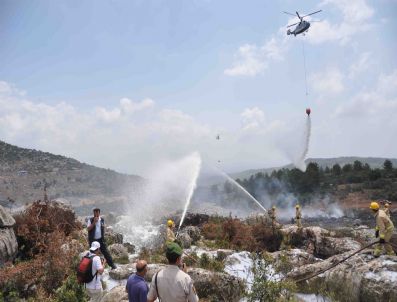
[281,225,362,258]
[100,285,128,302]
[288,253,397,302]
[0,205,18,266]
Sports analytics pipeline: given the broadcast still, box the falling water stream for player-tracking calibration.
[295,114,311,171]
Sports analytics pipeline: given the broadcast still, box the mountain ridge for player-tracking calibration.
[0,140,143,206]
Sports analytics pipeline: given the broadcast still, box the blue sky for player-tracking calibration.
[0,0,396,175]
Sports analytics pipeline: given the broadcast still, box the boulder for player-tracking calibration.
[188,268,245,302]
[123,242,135,254]
[109,263,136,280]
[145,264,167,282]
[0,205,15,227]
[271,248,321,269]
[106,227,123,245]
[177,232,192,248]
[0,205,18,266]
[0,228,18,266]
[109,244,129,264]
[288,253,397,302]
[281,226,361,258]
[183,226,201,243]
[316,236,362,258]
[100,285,128,302]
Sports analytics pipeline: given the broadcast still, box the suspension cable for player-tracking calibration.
[301,39,308,97]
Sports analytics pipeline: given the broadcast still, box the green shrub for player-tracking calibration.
[54,274,88,302]
[246,253,296,302]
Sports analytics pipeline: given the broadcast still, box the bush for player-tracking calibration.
[54,274,88,302]
[0,201,84,300]
[246,253,296,302]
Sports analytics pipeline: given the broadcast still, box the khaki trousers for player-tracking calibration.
[86,288,103,302]
[374,229,395,256]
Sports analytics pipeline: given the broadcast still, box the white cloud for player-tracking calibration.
[0,81,290,174]
[333,69,397,118]
[224,37,285,77]
[307,0,374,45]
[241,107,265,130]
[348,52,371,78]
[310,68,345,95]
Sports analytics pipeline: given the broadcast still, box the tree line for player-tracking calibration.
[229,160,397,204]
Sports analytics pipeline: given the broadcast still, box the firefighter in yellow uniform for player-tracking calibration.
[370,201,395,257]
[384,201,391,218]
[295,204,302,228]
[270,206,277,230]
[166,219,176,243]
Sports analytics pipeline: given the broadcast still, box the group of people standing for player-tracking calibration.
[269,204,302,229]
[83,208,199,302]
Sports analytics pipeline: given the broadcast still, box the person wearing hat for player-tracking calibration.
[384,200,391,218]
[166,219,176,243]
[295,204,302,228]
[370,201,395,257]
[87,207,116,269]
[86,241,106,302]
[147,242,199,302]
[269,206,277,230]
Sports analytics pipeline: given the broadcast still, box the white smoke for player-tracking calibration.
[121,152,202,223]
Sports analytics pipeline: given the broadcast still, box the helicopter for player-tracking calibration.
[283,10,322,36]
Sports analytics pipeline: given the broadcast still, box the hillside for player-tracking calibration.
[0,140,143,206]
[231,157,397,180]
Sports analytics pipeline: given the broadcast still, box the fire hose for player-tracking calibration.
[293,240,381,283]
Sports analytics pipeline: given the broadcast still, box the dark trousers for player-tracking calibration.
[90,237,115,268]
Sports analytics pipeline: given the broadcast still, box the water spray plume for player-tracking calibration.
[218,169,267,213]
[177,152,202,232]
[295,111,311,171]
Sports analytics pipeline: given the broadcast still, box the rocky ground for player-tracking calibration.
[1,204,397,302]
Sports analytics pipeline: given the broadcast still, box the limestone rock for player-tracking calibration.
[288,253,397,302]
[183,226,201,243]
[317,236,362,258]
[0,205,15,227]
[177,232,192,248]
[100,285,128,302]
[272,248,321,269]
[0,228,18,266]
[106,227,123,245]
[123,242,135,253]
[188,268,245,302]
[109,244,129,263]
[109,263,136,280]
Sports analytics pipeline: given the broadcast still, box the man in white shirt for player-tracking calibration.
[87,207,116,269]
[86,241,107,302]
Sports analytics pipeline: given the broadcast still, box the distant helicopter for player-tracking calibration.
[283,10,322,36]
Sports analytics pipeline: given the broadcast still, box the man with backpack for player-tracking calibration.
[79,241,106,302]
[87,207,116,269]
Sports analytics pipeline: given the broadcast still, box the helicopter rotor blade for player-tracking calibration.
[301,10,322,18]
[296,11,301,19]
[283,11,297,17]
[287,22,300,28]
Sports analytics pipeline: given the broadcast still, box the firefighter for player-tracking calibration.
[270,206,277,230]
[295,204,302,228]
[370,201,395,257]
[166,219,176,243]
[384,201,391,218]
